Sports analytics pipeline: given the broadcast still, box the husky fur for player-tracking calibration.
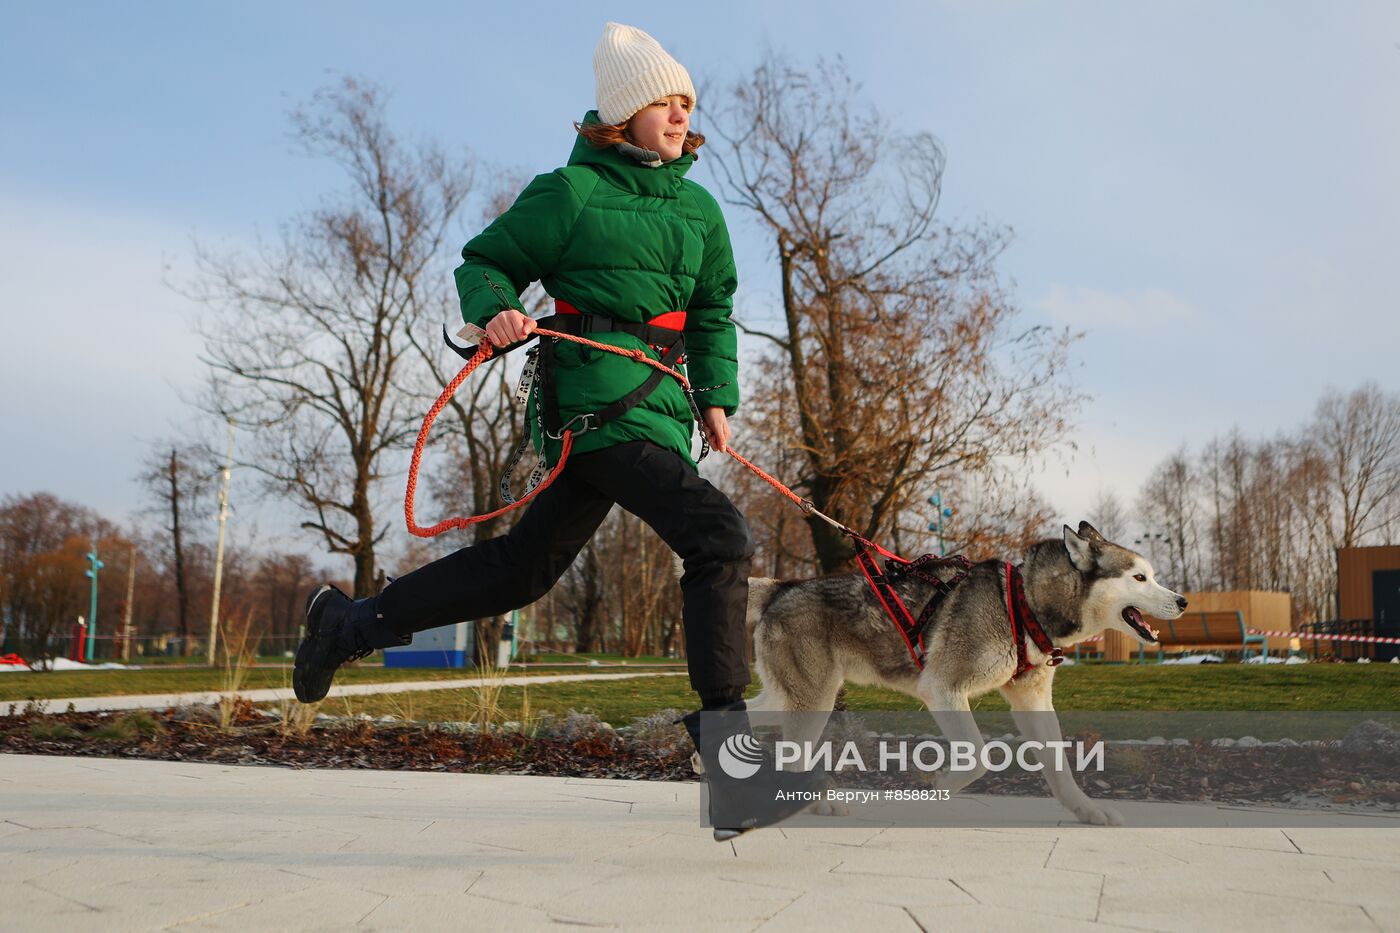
[738,521,1187,826]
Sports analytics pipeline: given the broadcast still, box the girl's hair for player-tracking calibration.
[574,118,706,156]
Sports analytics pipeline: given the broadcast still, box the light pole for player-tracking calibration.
[927,491,954,557]
[84,543,104,662]
[1133,531,1172,575]
[207,419,235,666]
[121,546,137,662]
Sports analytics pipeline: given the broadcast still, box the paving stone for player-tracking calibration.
[951,866,1107,921]
[464,862,635,907]
[536,871,796,927]
[906,902,1136,932]
[355,892,573,932]
[166,884,389,931]
[1285,827,1400,862]
[1169,827,1312,853]
[1105,865,1400,918]
[1045,831,1211,875]
[837,831,1060,878]
[4,753,1399,932]
[1097,880,1378,933]
[752,891,921,931]
[0,851,80,883]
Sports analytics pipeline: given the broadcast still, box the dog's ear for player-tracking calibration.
[1077,521,1108,543]
[1063,524,1097,573]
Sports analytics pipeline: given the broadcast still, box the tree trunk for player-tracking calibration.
[167,449,191,655]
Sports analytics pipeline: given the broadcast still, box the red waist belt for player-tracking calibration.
[554,300,686,332]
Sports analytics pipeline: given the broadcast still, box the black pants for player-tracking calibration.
[378,441,753,698]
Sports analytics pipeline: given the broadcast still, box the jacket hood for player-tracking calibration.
[567,110,694,198]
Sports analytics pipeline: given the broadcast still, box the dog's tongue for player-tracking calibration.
[1122,607,1160,643]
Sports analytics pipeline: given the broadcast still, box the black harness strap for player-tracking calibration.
[890,554,973,649]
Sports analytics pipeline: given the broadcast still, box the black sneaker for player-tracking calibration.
[293,585,407,703]
[680,704,822,842]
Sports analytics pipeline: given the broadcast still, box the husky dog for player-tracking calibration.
[741,521,1187,826]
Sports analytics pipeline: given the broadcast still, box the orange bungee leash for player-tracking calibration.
[403,326,875,548]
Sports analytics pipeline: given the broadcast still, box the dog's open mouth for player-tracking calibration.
[1122,607,1160,643]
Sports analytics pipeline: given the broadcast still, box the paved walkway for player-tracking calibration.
[23,672,687,714]
[1,754,1396,931]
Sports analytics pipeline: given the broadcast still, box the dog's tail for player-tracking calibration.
[744,578,779,636]
[670,555,778,637]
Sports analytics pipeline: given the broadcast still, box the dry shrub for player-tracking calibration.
[626,709,689,755]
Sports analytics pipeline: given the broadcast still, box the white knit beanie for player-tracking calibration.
[593,22,697,126]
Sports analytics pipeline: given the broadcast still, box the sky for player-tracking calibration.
[1,1,1397,562]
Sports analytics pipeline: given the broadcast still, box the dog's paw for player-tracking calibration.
[809,798,850,818]
[690,751,704,775]
[1074,804,1125,826]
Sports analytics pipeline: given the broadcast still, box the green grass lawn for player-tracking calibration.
[304,664,1400,725]
[521,652,684,666]
[7,659,1397,717]
[0,661,679,703]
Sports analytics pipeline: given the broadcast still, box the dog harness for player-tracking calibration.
[1004,561,1064,679]
[853,544,972,668]
[854,543,1063,679]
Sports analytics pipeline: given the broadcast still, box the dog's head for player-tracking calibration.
[1063,521,1186,643]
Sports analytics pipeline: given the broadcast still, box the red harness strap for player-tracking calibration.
[1005,561,1063,679]
[855,544,923,663]
[855,543,973,669]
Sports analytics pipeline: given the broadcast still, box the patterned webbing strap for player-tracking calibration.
[1005,561,1063,679]
[856,546,973,669]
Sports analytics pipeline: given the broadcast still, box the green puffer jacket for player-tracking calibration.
[454,111,740,469]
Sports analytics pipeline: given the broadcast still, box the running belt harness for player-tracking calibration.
[536,301,690,442]
[444,293,716,503]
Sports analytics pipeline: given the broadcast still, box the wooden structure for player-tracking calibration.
[1097,590,1294,662]
[1142,610,1266,660]
[1336,546,1400,660]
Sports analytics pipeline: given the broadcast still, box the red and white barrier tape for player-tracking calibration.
[1074,630,1400,646]
[1248,629,1400,645]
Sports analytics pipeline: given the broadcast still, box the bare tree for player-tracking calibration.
[560,539,607,654]
[0,493,131,667]
[1134,387,1393,626]
[1311,383,1400,549]
[137,443,212,653]
[705,57,1081,571]
[189,78,475,596]
[1086,488,1130,543]
[1136,448,1200,591]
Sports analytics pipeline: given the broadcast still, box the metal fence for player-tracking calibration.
[1299,618,1384,661]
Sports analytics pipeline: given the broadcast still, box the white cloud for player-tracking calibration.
[1032,284,1201,330]
[0,190,215,521]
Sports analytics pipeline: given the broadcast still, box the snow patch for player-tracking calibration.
[0,658,132,672]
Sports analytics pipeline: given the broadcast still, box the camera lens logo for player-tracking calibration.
[718,733,765,779]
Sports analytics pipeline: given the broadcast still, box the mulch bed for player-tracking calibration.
[3,704,1397,810]
[1,703,696,780]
